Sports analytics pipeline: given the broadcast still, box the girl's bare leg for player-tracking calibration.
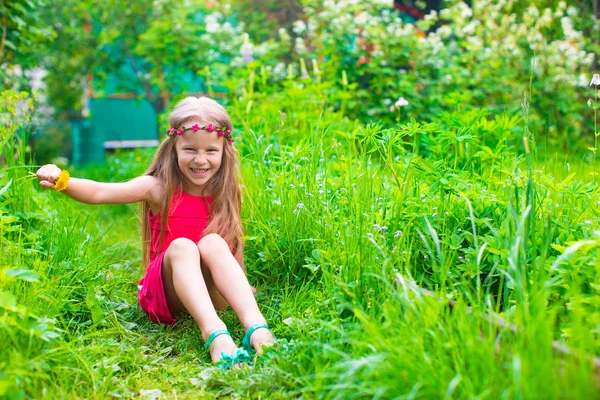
[161,238,237,362]
[198,234,275,354]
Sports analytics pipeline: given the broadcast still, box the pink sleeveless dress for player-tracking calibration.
[138,190,212,325]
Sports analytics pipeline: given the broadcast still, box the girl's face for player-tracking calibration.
[175,120,224,196]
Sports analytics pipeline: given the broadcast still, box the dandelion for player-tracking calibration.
[394,230,403,238]
[590,74,600,86]
[296,202,304,209]
[584,220,592,225]
[52,170,70,191]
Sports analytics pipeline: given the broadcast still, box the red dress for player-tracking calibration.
[138,190,212,325]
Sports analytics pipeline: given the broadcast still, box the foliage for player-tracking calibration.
[3,0,593,150]
[0,0,599,397]
[0,0,55,90]
[284,0,593,148]
[2,71,600,397]
[37,0,258,119]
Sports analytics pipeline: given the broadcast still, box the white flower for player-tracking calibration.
[355,12,368,25]
[590,74,600,86]
[395,97,409,107]
[205,14,220,33]
[293,20,307,35]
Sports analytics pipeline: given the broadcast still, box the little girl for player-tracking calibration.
[36,96,274,369]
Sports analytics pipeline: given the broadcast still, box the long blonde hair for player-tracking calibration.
[141,96,242,267]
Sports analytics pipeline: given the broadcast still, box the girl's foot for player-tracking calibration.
[249,327,275,355]
[242,323,275,355]
[204,328,250,369]
[207,333,238,363]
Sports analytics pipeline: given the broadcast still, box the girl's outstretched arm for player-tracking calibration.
[36,164,163,206]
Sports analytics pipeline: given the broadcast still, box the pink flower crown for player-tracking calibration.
[166,123,233,144]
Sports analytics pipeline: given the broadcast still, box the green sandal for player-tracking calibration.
[204,329,251,370]
[242,323,273,354]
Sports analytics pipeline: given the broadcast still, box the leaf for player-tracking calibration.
[139,389,163,398]
[561,172,577,186]
[4,268,39,282]
[9,15,27,28]
[0,290,16,309]
[85,284,104,325]
[551,244,567,253]
[302,264,319,273]
[0,179,12,197]
[283,317,305,327]
[4,40,16,51]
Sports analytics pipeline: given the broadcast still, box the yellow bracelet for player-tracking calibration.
[52,170,70,191]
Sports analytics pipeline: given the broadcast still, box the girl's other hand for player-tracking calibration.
[36,164,62,188]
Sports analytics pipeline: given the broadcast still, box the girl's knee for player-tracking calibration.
[197,233,229,259]
[166,237,199,259]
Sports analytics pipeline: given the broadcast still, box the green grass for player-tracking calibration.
[1,82,600,399]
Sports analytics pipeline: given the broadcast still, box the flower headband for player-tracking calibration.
[166,123,233,144]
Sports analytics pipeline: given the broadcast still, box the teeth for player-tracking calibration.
[191,168,208,173]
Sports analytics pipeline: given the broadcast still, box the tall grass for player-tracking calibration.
[1,77,599,399]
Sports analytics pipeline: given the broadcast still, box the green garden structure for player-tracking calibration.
[71,98,159,166]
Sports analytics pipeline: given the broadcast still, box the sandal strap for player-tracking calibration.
[204,329,230,350]
[242,323,270,353]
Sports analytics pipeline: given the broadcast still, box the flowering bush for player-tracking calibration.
[279,0,593,147]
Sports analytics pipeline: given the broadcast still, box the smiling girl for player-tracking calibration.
[36,96,274,369]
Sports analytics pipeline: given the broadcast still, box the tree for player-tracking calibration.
[38,0,246,125]
[0,0,55,89]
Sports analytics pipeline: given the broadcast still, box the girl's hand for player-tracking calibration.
[36,164,62,189]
